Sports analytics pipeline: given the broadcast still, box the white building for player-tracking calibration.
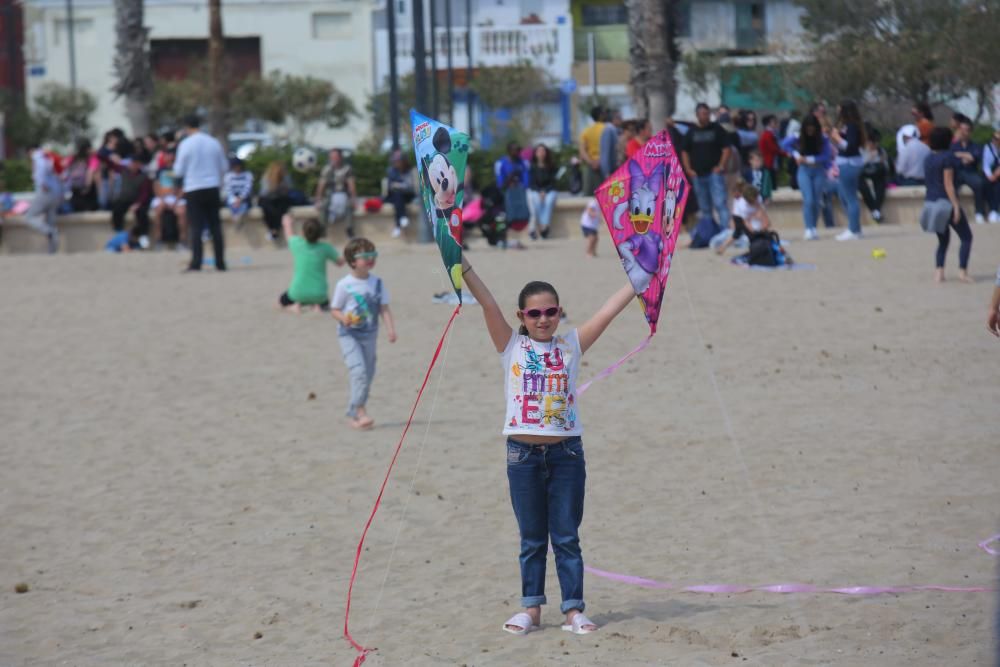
[21,0,376,148]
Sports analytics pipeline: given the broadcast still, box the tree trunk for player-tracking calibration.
[112,0,152,136]
[208,0,228,146]
[627,1,678,132]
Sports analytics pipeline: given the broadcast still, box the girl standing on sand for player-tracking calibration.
[920,127,974,283]
[459,254,636,637]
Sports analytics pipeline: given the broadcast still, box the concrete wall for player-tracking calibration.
[1,187,966,255]
[22,0,374,149]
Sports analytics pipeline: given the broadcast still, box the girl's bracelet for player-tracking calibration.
[462,265,473,275]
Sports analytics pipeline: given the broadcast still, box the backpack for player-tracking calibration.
[689,215,721,249]
[746,231,788,267]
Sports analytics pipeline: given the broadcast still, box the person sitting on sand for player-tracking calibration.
[330,238,397,429]
[278,217,344,313]
[715,183,772,255]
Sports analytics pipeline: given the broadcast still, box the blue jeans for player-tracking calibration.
[693,173,729,228]
[506,436,586,614]
[338,329,378,417]
[836,161,863,234]
[527,189,557,235]
[797,164,831,231]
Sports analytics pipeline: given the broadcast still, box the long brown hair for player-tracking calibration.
[263,161,286,190]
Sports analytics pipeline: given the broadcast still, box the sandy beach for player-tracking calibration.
[1,222,998,666]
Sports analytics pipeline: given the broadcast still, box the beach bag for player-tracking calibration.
[689,215,722,249]
[920,199,953,234]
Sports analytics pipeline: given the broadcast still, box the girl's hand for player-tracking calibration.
[387,330,398,343]
[952,207,961,224]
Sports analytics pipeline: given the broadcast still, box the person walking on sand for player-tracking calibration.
[330,238,396,429]
[920,127,973,284]
[174,114,228,272]
[23,143,64,253]
[459,253,639,638]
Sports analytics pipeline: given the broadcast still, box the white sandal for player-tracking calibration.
[502,612,538,636]
[561,612,598,635]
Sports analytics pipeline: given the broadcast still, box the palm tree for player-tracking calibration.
[112,0,153,135]
[626,0,679,132]
[208,0,228,145]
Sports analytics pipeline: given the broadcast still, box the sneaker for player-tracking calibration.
[803,228,819,241]
[529,231,538,241]
[138,235,150,249]
[399,216,410,228]
[975,213,986,225]
[391,227,402,238]
[871,209,883,223]
[989,211,1000,224]
[835,229,862,241]
[346,226,355,239]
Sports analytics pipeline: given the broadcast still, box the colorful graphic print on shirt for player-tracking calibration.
[508,335,577,431]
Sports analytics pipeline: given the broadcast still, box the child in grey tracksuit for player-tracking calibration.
[330,238,397,429]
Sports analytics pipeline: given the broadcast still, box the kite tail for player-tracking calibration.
[577,333,653,396]
[344,304,461,666]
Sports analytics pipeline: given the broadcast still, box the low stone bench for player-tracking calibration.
[0,186,967,254]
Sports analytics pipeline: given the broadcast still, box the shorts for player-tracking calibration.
[581,226,598,238]
[152,195,185,209]
[279,291,329,309]
[508,219,529,232]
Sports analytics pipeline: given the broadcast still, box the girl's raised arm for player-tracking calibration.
[578,283,637,354]
[461,256,513,352]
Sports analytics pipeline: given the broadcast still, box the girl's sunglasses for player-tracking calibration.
[520,307,560,319]
[355,251,378,259]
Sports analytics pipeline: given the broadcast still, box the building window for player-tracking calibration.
[734,1,766,51]
[52,17,93,48]
[580,5,627,26]
[312,12,352,40]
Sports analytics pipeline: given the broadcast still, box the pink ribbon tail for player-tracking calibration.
[978,533,1000,556]
[577,334,653,396]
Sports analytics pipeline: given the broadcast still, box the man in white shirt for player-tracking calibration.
[895,128,931,186]
[174,114,229,271]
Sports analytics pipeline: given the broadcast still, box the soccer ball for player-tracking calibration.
[292,147,317,172]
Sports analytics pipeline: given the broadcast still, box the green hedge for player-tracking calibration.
[0,159,34,192]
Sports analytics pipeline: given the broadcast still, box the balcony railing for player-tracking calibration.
[572,25,628,61]
[373,23,573,87]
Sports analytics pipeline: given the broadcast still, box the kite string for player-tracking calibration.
[344,304,461,667]
[359,304,457,644]
[577,333,652,397]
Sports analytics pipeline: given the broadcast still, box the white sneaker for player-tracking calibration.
[399,216,410,228]
[871,209,883,223]
[803,228,819,241]
[975,213,986,225]
[138,235,150,249]
[989,211,1000,224]
[835,229,862,241]
[391,227,402,238]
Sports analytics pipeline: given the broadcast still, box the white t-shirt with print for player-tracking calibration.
[330,274,389,335]
[732,196,765,231]
[501,329,583,437]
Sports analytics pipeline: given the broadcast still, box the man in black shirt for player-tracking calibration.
[682,102,732,230]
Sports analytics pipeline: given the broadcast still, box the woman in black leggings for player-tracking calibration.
[921,127,973,283]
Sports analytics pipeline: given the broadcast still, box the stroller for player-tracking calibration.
[462,184,508,247]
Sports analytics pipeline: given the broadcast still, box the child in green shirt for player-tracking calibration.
[279,217,345,313]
